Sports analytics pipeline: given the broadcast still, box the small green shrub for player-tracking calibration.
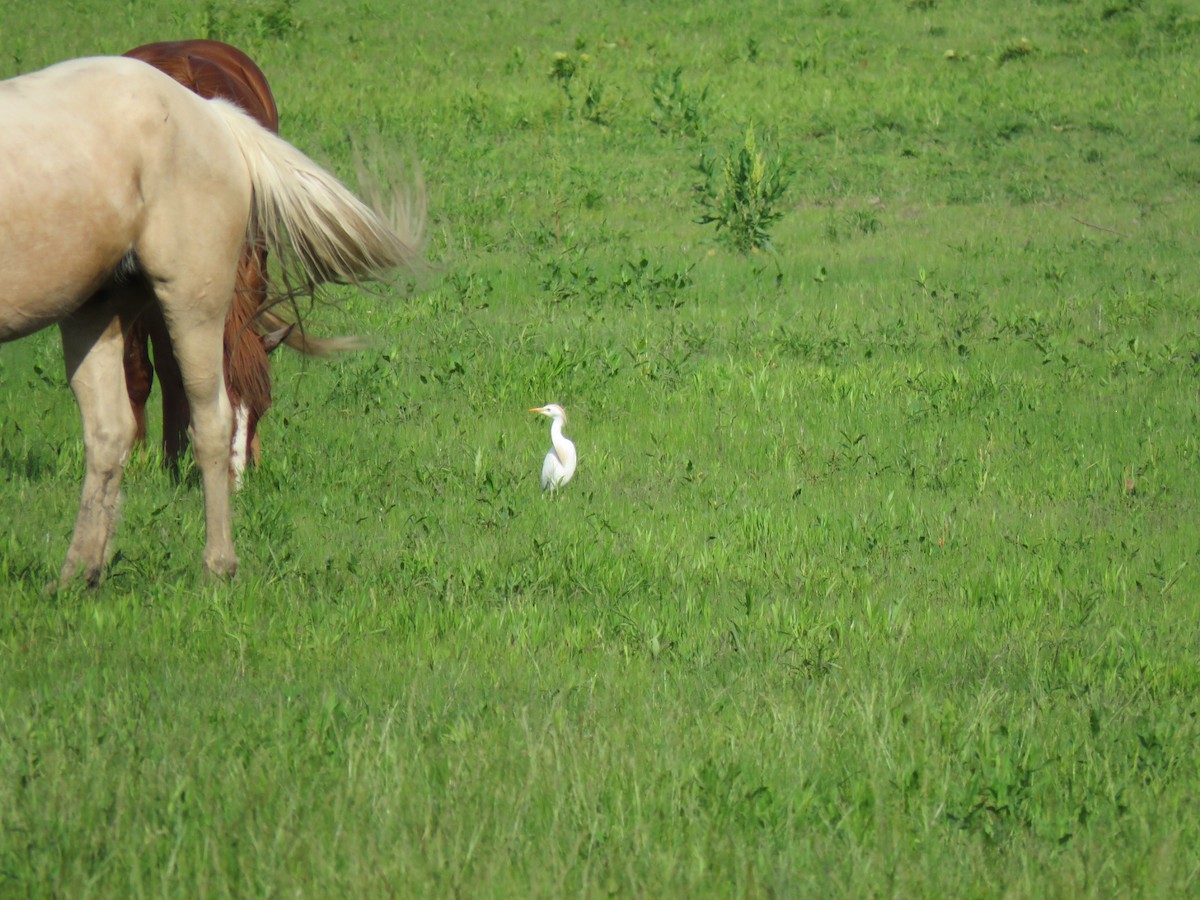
[548,50,577,86]
[649,67,708,138]
[825,206,884,242]
[793,32,828,74]
[548,50,611,124]
[693,125,791,252]
[580,78,612,125]
[997,37,1034,64]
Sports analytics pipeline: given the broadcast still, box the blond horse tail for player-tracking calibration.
[208,97,425,297]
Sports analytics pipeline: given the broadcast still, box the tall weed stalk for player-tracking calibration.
[694,125,791,252]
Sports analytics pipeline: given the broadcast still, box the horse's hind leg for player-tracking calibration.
[145,309,192,469]
[136,148,247,577]
[58,300,138,585]
[158,291,239,578]
[123,316,153,446]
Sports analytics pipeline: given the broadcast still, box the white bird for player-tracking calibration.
[529,404,577,493]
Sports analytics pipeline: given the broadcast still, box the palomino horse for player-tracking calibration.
[122,40,296,488]
[0,56,423,583]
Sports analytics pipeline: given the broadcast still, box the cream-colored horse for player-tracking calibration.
[0,56,423,584]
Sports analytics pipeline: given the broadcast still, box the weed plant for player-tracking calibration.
[650,66,708,138]
[694,125,792,252]
[1,1,1200,896]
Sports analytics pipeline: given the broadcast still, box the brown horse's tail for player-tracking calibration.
[207,97,425,301]
[255,307,371,356]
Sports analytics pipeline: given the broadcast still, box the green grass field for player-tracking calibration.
[2,0,1199,895]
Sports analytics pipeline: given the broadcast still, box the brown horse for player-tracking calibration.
[122,40,290,487]
[0,55,423,583]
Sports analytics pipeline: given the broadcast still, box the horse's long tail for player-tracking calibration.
[208,97,425,299]
[255,307,370,356]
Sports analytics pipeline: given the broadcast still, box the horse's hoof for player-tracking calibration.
[49,562,103,593]
[203,554,239,579]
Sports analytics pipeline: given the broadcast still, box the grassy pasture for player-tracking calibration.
[2,0,1200,895]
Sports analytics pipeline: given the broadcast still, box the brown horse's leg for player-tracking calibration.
[146,312,191,470]
[244,323,288,472]
[123,317,153,446]
[225,251,277,489]
[243,323,292,472]
[58,298,138,585]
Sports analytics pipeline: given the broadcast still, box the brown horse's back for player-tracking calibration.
[124,40,279,132]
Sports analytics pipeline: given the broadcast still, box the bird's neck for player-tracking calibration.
[550,418,575,460]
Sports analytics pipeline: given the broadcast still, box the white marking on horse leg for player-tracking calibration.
[230,402,250,491]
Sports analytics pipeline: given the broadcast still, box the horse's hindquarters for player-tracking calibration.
[0,56,257,582]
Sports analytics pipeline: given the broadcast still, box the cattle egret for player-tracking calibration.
[529,404,577,493]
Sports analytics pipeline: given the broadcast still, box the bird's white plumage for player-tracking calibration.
[529,404,576,493]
